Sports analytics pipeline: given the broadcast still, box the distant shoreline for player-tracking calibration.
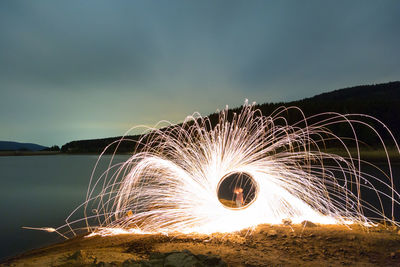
[0,151,134,157]
[0,148,398,162]
[0,151,62,156]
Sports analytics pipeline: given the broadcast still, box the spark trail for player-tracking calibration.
[56,101,400,237]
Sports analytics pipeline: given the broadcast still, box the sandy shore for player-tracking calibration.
[2,223,400,266]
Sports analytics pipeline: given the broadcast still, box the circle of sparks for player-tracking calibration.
[56,101,399,237]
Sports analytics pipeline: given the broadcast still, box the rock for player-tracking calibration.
[119,250,228,267]
[149,252,165,260]
[67,250,87,262]
[145,259,165,267]
[121,259,161,267]
[164,251,203,267]
[267,229,278,237]
[95,262,120,267]
[197,253,224,266]
[301,220,317,227]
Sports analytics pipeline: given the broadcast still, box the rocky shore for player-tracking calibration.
[2,223,400,266]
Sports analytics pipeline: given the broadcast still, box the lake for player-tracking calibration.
[0,155,399,260]
[0,154,130,261]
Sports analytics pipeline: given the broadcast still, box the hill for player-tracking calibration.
[0,141,48,151]
[61,81,400,154]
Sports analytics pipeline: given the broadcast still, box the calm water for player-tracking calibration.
[0,155,129,261]
[0,155,399,260]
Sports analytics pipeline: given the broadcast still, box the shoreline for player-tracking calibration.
[0,151,134,157]
[0,151,62,157]
[2,224,400,266]
[1,148,399,161]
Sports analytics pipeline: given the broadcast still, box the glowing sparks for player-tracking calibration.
[56,101,399,237]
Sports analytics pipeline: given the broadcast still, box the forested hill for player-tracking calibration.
[61,81,400,153]
[295,81,399,116]
[0,141,48,151]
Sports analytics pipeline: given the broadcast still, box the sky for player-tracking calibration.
[1,1,399,146]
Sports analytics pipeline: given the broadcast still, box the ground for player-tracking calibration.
[2,223,400,266]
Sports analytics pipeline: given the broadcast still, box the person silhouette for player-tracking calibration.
[234,187,244,208]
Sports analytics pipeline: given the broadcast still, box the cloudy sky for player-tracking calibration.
[1,1,399,146]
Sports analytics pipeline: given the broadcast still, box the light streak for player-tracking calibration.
[54,101,400,237]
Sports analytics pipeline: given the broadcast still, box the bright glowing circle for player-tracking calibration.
[217,172,258,209]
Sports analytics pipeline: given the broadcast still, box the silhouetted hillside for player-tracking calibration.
[62,136,139,154]
[61,81,400,154]
[0,141,48,151]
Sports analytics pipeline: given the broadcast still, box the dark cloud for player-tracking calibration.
[0,0,399,145]
[0,1,158,88]
[234,1,400,93]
